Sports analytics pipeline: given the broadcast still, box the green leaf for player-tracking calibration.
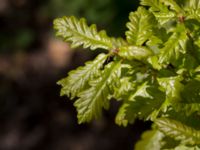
[186,9,200,21]
[115,102,133,126]
[184,0,200,20]
[113,77,135,100]
[157,76,184,103]
[147,27,170,48]
[147,56,162,70]
[158,26,188,64]
[115,82,150,126]
[135,129,164,150]
[57,53,108,98]
[153,11,176,25]
[140,0,168,12]
[115,82,166,126]
[118,46,153,61]
[173,80,200,116]
[126,7,156,46]
[54,0,200,148]
[128,84,166,120]
[184,0,200,21]
[54,16,116,50]
[160,0,182,12]
[155,118,200,145]
[186,0,200,10]
[74,61,122,123]
[147,27,170,56]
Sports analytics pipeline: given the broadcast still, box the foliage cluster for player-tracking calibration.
[54,0,200,149]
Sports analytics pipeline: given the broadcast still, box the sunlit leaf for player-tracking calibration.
[156,118,200,145]
[126,7,156,46]
[57,53,108,98]
[118,46,153,61]
[75,61,122,123]
[54,16,120,50]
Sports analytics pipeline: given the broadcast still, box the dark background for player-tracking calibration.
[0,0,150,149]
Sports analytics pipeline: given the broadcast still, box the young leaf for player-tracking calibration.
[153,11,176,25]
[115,102,134,127]
[115,82,166,126]
[160,0,182,12]
[157,76,184,103]
[126,7,156,46]
[115,82,151,126]
[158,26,188,64]
[54,0,200,148]
[57,53,108,98]
[113,77,135,100]
[147,56,162,70]
[74,61,122,123]
[184,0,200,21]
[186,0,200,10]
[129,84,166,120]
[183,0,200,21]
[118,46,153,61]
[54,16,116,50]
[140,0,168,12]
[156,118,200,145]
[135,129,164,150]
[172,80,200,116]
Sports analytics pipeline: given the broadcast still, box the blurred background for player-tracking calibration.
[0,0,151,149]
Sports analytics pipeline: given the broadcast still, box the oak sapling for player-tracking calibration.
[54,0,200,149]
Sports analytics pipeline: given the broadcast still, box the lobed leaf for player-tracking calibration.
[186,0,200,10]
[115,82,166,126]
[140,0,168,12]
[115,102,133,126]
[157,76,184,103]
[54,16,117,50]
[74,61,122,123]
[55,0,200,148]
[160,0,182,12]
[153,11,176,25]
[185,0,200,20]
[184,0,200,21]
[126,7,156,46]
[156,118,200,145]
[57,53,108,98]
[158,25,188,64]
[186,9,200,21]
[113,77,135,100]
[191,0,200,9]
